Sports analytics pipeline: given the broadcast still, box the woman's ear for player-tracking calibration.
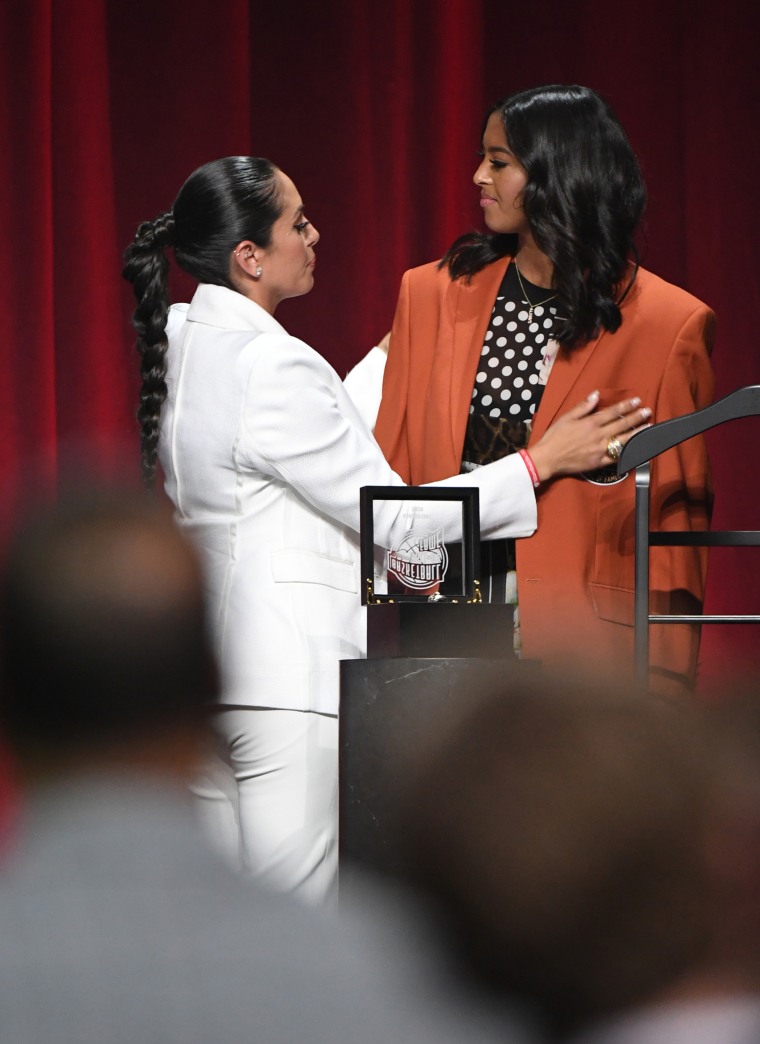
[232,240,263,279]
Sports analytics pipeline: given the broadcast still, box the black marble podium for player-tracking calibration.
[339,603,530,879]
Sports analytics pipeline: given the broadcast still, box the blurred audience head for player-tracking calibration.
[696,689,760,989]
[0,485,218,773]
[395,671,716,1035]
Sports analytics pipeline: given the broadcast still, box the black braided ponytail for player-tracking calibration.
[123,157,281,487]
[123,210,175,487]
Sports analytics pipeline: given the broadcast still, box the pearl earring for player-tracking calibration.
[255,265,262,278]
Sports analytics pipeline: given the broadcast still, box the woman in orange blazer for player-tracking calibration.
[374,85,715,692]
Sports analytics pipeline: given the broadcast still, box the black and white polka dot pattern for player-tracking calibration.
[469,263,558,424]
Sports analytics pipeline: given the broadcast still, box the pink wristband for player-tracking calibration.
[518,449,541,488]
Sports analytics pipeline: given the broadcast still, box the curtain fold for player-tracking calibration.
[50,0,131,472]
[1,0,58,503]
[250,0,485,361]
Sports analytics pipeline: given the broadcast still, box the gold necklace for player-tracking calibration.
[514,262,556,323]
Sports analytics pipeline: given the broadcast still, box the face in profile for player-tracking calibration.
[256,170,320,312]
[473,112,530,238]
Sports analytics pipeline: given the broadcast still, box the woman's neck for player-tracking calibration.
[514,239,554,289]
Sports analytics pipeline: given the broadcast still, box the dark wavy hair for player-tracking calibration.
[122,157,282,486]
[441,85,647,350]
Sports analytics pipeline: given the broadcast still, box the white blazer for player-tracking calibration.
[159,284,537,714]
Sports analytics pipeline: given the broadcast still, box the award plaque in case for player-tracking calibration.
[359,486,513,659]
[359,486,480,605]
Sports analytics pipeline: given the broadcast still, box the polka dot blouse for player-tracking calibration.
[462,261,559,471]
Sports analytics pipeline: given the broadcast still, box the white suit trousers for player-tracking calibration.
[191,708,339,905]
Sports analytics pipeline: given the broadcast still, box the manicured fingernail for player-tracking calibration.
[629,396,641,406]
[587,390,600,400]
[640,407,652,418]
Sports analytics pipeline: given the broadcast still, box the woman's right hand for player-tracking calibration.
[528,391,652,482]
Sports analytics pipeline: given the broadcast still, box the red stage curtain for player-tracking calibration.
[1,0,759,684]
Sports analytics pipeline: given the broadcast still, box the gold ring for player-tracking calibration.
[606,437,623,461]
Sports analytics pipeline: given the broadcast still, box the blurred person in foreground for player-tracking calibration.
[0,486,522,1044]
[392,672,760,1042]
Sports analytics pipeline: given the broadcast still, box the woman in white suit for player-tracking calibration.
[123,157,649,903]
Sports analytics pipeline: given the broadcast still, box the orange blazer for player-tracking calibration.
[374,257,715,690]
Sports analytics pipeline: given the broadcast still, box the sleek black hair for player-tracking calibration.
[122,157,282,486]
[442,85,647,350]
[0,488,219,750]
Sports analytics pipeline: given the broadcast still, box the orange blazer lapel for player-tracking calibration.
[447,257,511,459]
[529,331,608,442]
[531,267,644,442]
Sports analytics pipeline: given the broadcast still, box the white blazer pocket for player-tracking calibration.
[270,549,358,593]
